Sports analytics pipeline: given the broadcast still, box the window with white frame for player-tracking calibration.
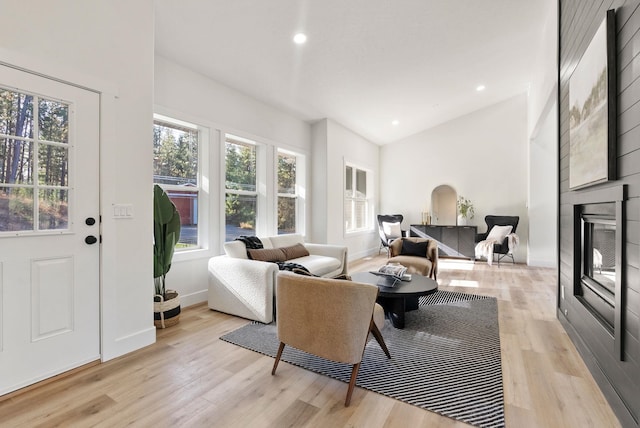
[153,115,203,250]
[277,149,302,234]
[225,134,257,241]
[344,163,371,233]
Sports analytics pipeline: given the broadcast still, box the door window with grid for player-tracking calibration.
[0,87,70,233]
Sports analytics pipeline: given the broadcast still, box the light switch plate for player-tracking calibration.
[113,204,134,219]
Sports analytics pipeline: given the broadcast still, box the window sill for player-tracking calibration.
[172,247,213,263]
[344,229,375,238]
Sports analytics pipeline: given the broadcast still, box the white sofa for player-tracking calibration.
[208,233,348,323]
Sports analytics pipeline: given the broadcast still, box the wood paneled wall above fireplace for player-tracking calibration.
[559,2,640,427]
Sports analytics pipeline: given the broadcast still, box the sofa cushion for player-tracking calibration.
[290,255,341,276]
[401,239,428,257]
[268,233,305,249]
[281,243,310,260]
[387,255,433,277]
[225,235,304,258]
[260,237,274,249]
[224,240,249,259]
[247,247,287,262]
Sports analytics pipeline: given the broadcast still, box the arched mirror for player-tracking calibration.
[431,185,457,225]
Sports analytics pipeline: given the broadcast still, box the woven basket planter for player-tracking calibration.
[154,290,181,328]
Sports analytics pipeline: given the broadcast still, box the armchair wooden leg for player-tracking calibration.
[345,363,361,406]
[272,342,285,375]
[370,319,391,358]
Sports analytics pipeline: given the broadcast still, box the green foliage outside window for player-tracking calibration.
[153,122,197,184]
[277,152,296,234]
[152,119,199,247]
[225,140,256,228]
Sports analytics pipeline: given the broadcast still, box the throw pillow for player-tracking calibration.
[487,225,513,244]
[400,239,428,257]
[247,247,287,262]
[382,221,402,239]
[281,243,310,260]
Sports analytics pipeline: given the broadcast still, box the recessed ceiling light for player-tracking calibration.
[476,85,486,91]
[392,120,399,126]
[293,33,307,44]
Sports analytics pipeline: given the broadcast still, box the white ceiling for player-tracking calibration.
[154,0,553,145]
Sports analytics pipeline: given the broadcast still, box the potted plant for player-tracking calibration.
[153,184,181,328]
[457,196,475,226]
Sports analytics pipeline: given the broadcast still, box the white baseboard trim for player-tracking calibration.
[527,258,557,268]
[180,289,208,308]
[348,247,382,262]
[101,290,208,362]
[0,356,101,396]
[102,326,156,362]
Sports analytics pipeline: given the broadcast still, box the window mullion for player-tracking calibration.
[33,95,40,231]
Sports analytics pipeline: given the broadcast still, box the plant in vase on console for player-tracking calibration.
[457,196,475,226]
[153,184,181,328]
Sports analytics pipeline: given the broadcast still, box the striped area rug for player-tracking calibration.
[220,290,504,428]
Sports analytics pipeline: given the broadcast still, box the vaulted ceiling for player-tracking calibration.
[155,0,554,144]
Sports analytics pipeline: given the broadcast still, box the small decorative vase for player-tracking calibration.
[154,290,181,328]
[457,215,467,226]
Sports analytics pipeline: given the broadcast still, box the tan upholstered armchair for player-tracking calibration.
[388,237,438,281]
[271,271,390,406]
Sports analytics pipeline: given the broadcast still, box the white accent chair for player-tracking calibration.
[208,234,348,323]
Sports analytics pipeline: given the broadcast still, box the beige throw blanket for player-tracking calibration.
[475,234,519,266]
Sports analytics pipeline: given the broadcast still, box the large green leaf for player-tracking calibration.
[153,184,181,294]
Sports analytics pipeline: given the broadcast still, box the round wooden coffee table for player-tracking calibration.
[351,271,438,329]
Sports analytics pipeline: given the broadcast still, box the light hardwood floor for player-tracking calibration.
[0,255,621,427]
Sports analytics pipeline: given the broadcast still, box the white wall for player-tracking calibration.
[527,0,559,138]
[311,119,380,259]
[380,94,529,263]
[527,1,558,267]
[154,56,312,306]
[528,100,557,267]
[0,0,156,360]
[310,120,328,244]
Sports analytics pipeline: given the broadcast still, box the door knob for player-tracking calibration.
[85,217,96,226]
[85,235,98,245]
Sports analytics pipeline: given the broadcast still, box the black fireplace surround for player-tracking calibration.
[577,202,617,333]
[572,185,626,362]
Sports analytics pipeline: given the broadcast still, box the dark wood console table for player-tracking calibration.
[410,224,477,260]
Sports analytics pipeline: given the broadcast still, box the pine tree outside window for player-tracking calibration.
[225,135,257,241]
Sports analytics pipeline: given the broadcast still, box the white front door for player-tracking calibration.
[0,65,100,395]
